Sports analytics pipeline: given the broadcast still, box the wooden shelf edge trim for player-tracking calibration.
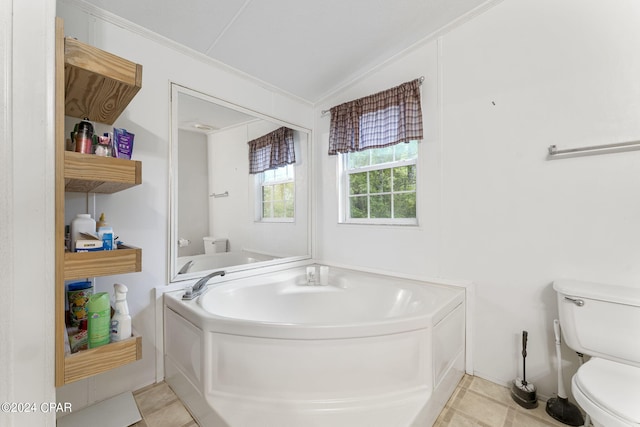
[63,331,142,384]
[64,151,142,193]
[64,246,142,281]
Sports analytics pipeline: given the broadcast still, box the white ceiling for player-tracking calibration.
[177,91,258,133]
[83,0,493,103]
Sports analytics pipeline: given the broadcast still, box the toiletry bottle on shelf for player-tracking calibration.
[87,292,111,348]
[96,213,114,250]
[74,118,94,154]
[111,283,132,342]
[70,213,96,252]
[96,212,108,231]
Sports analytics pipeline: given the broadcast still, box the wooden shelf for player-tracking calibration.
[55,18,145,387]
[64,151,142,193]
[64,37,142,125]
[64,331,142,384]
[64,246,142,281]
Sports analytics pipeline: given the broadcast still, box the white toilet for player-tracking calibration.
[554,279,640,427]
[203,237,228,254]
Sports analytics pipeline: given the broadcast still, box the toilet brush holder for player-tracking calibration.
[511,330,538,409]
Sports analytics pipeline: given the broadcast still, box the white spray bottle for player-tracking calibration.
[111,283,132,342]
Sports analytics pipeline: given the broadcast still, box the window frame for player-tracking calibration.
[255,164,296,223]
[338,142,419,226]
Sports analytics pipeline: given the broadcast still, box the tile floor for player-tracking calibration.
[132,381,197,427]
[132,375,579,427]
[434,375,577,427]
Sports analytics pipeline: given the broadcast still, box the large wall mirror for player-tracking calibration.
[169,83,311,283]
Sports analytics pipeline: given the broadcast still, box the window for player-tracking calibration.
[258,164,295,221]
[327,78,423,225]
[340,141,418,224]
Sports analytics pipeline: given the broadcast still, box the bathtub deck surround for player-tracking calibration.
[163,265,468,426]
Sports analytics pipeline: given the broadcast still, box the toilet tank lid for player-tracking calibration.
[553,279,640,307]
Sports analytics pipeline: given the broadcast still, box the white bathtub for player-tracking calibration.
[177,250,277,274]
[163,265,466,427]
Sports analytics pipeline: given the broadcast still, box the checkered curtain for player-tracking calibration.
[248,127,296,174]
[328,78,423,155]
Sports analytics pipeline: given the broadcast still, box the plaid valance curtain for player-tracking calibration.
[248,126,296,174]
[328,78,423,155]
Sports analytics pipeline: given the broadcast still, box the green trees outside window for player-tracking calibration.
[260,165,295,221]
[342,141,418,224]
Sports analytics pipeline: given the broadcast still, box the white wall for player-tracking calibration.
[316,0,640,399]
[56,0,313,411]
[315,42,443,278]
[178,129,208,256]
[209,123,310,257]
[440,0,640,394]
[1,0,57,426]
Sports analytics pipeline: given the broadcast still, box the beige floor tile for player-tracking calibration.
[142,399,194,427]
[510,410,571,427]
[133,382,179,418]
[454,389,509,427]
[469,376,514,405]
[439,408,494,427]
[459,374,474,389]
[433,406,451,425]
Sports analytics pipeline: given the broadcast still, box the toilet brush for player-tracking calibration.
[511,330,538,408]
[546,319,585,426]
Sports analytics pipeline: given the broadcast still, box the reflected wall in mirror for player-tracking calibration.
[169,84,311,282]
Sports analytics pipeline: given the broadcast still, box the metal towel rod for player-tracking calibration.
[210,191,229,198]
[548,139,640,156]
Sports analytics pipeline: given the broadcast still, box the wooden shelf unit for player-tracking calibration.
[55,17,144,387]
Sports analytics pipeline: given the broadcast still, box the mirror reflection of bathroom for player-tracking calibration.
[170,85,311,281]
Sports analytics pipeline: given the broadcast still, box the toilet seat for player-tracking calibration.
[572,358,640,427]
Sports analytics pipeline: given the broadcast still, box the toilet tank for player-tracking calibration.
[553,279,640,368]
[203,237,228,254]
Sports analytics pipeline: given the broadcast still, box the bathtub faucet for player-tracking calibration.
[306,265,330,286]
[178,260,193,274]
[182,270,226,300]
